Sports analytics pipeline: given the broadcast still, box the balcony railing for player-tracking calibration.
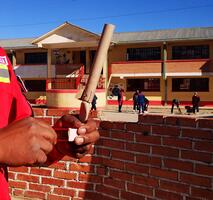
[46,76,106,90]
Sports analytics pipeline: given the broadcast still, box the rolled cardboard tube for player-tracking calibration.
[79,24,115,122]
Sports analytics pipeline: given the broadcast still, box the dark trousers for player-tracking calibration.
[118,101,123,112]
[138,103,144,113]
[171,103,181,113]
[192,104,199,113]
[133,101,138,110]
[91,104,96,110]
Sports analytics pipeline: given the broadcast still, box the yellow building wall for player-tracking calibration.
[47,91,106,108]
[167,77,213,102]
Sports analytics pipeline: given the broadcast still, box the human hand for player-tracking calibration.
[0,117,57,166]
[54,114,100,158]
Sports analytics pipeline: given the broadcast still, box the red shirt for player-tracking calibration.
[0,47,32,199]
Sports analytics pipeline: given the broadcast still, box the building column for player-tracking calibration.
[102,56,108,88]
[86,49,90,74]
[162,42,168,105]
[47,48,52,89]
[12,50,16,66]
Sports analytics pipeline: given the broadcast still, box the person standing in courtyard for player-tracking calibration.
[171,98,182,114]
[133,89,139,112]
[118,88,124,112]
[192,92,200,113]
[137,90,145,114]
[91,94,98,111]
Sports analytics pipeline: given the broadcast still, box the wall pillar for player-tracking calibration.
[47,48,52,89]
[162,42,168,105]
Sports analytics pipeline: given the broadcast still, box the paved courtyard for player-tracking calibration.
[99,105,213,122]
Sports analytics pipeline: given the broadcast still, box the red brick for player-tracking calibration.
[191,187,213,199]
[78,155,92,163]
[102,138,125,150]
[152,125,180,136]
[125,163,149,174]
[152,146,179,158]
[182,128,213,140]
[110,170,133,182]
[70,163,93,173]
[47,194,70,200]
[9,166,28,173]
[111,130,134,141]
[163,137,192,149]
[127,182,153,196]
[180,173,211,187]
[150,168,178,180]
[136,155,161,167]
[160,180,189,194]
[194,141,213,152]
[195,164,213,176]
[99,129,110,137]
[96,184,119,198]
[67,181,93,190]
[134,175,159,187]
[104,177,125,189]
[9,181,27,189]
[165,116,196,127]
[79,174,103,184]
[100,121,125,130]
[139,114,164,124]
[54,171,77,180]
[8,172,15,179]
[53,187,75,197]
[155,189,182,200]
[197,118,213,129]
[29,183,51,192]
[164,159,193,172]
[42,177,64,186]
[24,190,46,199]
[30,168,52,176]
[48,162,66,170]
[102,158,125,170]
[17,174,39,183]
[121,191,145,200]
[47,108,71,116]
[111,150,135,161]
[97,147,111,157]
[33,108,45,116]
[13,189,24,196]
[126,143,150,153]
[126,123,151,133]
[136,135,161,145]
[181,150,212,163]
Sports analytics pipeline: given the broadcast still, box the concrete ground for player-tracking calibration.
[99,105,213,122]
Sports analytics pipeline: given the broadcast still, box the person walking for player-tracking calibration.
[118,89,124,112]
[91,94,98,111]
[133,90,139,112]
[192,92,200,113]
[171,99,182,114]
[137,90,145,114]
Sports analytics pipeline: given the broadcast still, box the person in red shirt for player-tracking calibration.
[0,47,99,199]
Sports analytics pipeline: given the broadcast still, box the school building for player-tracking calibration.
[1,22,213,108]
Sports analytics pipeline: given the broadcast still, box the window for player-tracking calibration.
[25,52,47,64]
[127,78,160,91]
[24,80,46,91]
[172,78,209,92]
[127,47,161,61]
[172,45,209,59]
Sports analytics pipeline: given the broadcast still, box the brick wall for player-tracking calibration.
[9,108,213,200]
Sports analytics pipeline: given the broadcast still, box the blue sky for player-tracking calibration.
[0,0,213,39]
